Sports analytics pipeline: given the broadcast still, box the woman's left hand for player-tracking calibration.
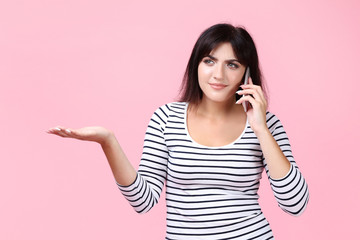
[236,77,268,134]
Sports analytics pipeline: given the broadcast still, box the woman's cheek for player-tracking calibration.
[198,64,212,81]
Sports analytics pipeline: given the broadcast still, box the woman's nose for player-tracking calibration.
[213,64,224,80]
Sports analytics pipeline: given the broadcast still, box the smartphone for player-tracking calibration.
[242,67,250,112]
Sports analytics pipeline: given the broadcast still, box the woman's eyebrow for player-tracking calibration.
[207,55,240,63]
[226,58,241,63]
[207,55,217,61]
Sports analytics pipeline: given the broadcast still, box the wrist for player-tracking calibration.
[100,130,116,147]
[252,125,270,137]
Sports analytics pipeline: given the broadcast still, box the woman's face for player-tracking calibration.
[198,42,246,104]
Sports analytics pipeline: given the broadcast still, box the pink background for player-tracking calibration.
[1,0,359,239]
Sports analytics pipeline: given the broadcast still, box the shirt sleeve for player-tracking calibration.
[263,112,310,216]
[116,105,169,214]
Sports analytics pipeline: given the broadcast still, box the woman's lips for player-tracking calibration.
[209,83,227,90]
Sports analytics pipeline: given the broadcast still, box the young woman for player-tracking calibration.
[48,23,309,239]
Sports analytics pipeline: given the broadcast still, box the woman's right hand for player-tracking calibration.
[47,126,113,145]
[47,126,137,186]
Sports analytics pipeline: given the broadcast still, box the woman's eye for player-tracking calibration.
[228,63,239,69]
[203,59,214,64]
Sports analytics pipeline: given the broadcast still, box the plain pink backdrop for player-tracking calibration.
[1,0,359,239]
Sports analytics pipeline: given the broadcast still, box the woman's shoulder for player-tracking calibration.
[265,111,286,133]
[265,111,278,121]
[150,102,187,123]
[154,102,187,115]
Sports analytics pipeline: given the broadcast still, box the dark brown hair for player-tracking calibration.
[178,23,266,104]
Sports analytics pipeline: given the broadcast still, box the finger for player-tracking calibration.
[60,128,84,138]
[238,95,266,114]
[47,126,74,138]
[240,83,266,104]
[52,130,69,138]
[237,89,263,103]
[236,89,256,96]
[47,126,64,134]
[62,128,83,139]
[258,91,266,107]
[250,83,266,102]
[236,95,257,107]
[240,83,257,89]
[240,83,260,89]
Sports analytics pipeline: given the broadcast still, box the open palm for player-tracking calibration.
[47,126,112,144]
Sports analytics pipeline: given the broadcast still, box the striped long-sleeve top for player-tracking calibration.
[117,102,309,239]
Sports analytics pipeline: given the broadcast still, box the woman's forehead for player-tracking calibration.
[208,42,237,59]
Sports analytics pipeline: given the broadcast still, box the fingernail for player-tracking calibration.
[235,100,241,104]
[65,129,71,133]
[55,127,61,131]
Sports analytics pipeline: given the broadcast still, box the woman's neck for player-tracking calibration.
[190,97,242,120]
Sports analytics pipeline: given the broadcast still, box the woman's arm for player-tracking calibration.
[262,114,309,216]
[116,105,170,213]
[48,104,170,214]
[236,78,290,179]
[47,126,137,186]
[100,133,137,186]
[252,125,291,179]
[237,78,309,215]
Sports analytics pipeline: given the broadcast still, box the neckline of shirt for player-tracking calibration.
[183,102,249,149]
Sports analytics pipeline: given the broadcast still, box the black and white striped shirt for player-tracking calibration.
[117,102,309,239]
